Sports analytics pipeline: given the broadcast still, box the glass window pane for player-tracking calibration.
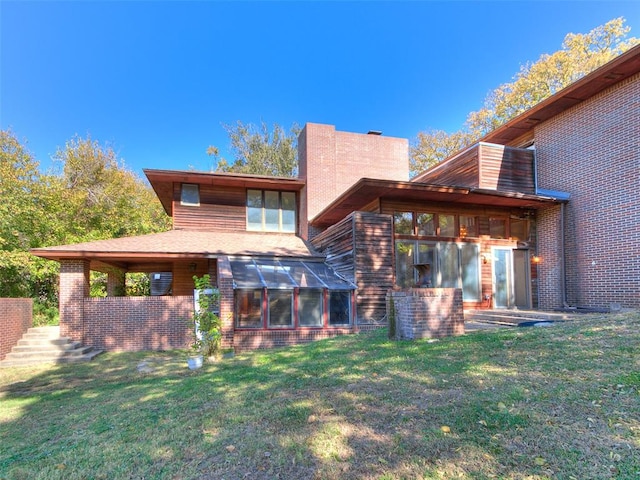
[416,243,435,287]
[395,242,414,288]
[281,261,324,288]
[461,243,480,301]
[268,290,293,327]
[510,219,529,241]
[236,289,262,328]
[439,243,460,288]
[459,216,477,238]
[247,190,263,231]
[264,191,280,231]
[439,214,455,237]
[417,213,435,236]
[258,260,295,288]
[230,259,265,288]
[181,184,200,206]
[298,289,323,327]
[303,262,354,289]
[281,192,296,233]
[394,212,413,235]
[329,291,351,326]
[489,218,507,239]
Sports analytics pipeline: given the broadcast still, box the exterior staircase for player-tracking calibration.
[0,326,103,367]
[465,309,578,327]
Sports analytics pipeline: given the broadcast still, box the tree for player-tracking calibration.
[53,135,171,241]
[0,131,171,318]
[409,129,475,177]
[208,121,300,177]
[411,17,639,176]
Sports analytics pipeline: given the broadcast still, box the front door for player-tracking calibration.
[492,248,513,308]
[513,249,531,309]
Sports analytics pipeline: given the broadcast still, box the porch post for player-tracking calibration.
[106,268,126,296]
[59,259,90,343]
[216,256,235,350]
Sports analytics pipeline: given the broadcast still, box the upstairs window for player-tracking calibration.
[181,184,200,206]
[247,190,296,233]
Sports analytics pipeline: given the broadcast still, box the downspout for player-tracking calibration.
[560,202,570,309]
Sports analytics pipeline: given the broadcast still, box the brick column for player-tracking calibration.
[216,256,235,350]
[59,259,90,342]
[107,268,126,296]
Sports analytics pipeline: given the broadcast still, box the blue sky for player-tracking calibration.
[2,1,639,177]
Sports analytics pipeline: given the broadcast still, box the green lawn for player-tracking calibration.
[1,312,639,479]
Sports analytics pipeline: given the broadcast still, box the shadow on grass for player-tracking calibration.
[1,313,639,479]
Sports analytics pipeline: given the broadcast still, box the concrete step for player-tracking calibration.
[6,345,92,358]
[465,309,576,326]
[0,349,103,367]
[0,325,104,368]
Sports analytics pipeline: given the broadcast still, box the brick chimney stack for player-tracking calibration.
[298,123,409,239]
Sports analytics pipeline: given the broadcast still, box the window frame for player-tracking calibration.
[246,189,297,233]
[180,183,200,206]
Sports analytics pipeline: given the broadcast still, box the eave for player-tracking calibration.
[310,178,565,228]
[144,169,306,215]
[481,43,640,146]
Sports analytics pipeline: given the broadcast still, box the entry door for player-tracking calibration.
[492,248,514,308]
[513,249,531,309]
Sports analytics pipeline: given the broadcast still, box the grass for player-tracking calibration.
[1,312,639,480]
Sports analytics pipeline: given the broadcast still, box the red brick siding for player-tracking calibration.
[299,123,409,237]
[0,298,32,360]
[388,288,464,339]
[83,296,193,351]
[233,328,353,352]
[535,73,640,309]
[217,256,235,350]
[59,260,90,341]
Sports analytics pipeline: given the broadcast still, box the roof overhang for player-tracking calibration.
[481,44,640,145]
[310,178,566,228]
[30,230,321,272]
[144,169,306,215]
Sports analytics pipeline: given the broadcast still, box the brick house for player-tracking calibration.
[31,44,640,352]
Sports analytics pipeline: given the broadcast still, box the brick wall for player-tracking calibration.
[83,296,193,351]
[59,259,90,341]
[233,327,353,352]
[298,123,409,238]
[0,298,32,361]
[388,288,464,340]
[217,256,235,350]
[535,73,640,309]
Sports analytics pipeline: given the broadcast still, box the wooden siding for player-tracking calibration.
[312,212,394,325]
[415,143,535,195]
[478,144,535,193]
[171,259,217,296]
[416,146,479,187]
[353,212,394,323]
[311,214,355,282]
[311,212,394,324]
[173,184,246,231]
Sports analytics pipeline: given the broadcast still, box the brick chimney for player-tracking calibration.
[298,123,409,239]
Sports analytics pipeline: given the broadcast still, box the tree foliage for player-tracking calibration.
[0,130,171,311]
[411,17,639,177]
[208,121,299,177]
[54,135,170,241]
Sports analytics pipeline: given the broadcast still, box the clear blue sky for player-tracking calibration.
[2,1,639,177]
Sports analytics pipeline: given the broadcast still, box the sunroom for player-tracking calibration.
[229,257,356,330]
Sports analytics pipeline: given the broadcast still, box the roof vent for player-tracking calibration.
[367,130,382,135]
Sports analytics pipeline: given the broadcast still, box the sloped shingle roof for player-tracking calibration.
[30,230,320,262]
